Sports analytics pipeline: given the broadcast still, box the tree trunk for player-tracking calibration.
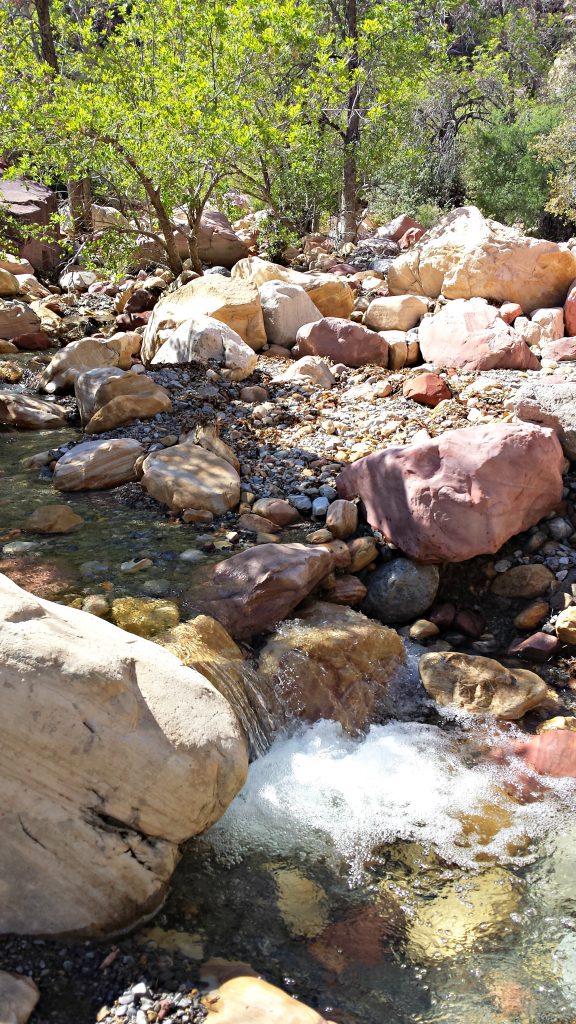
[187,232,203,276]
[149,189,183,275]
[33,0,58,71]
[340,0,360,243]
[67,178,92,235]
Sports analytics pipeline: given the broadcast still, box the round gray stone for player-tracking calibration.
[361,558,440,624]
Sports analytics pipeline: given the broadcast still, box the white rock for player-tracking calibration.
[259,281,322,348]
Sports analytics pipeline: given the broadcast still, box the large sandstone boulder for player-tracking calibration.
[419,651,549,720]
[0,176,61,272]
[509,380,576,460]
[0,573,247,936]
[337,423,564,563]
[0,268,21,297]
[150,315,257,380]
[259,281,322,348]
[75,366,125,425]
[0,392,68,430]
[140,440,240,513]
[141,277,266,363]
[418,298,539,372]
[53,438,144,491]
[41,335,141,393]
[190,542,333,639]
[388,207,576,313]
[75,370,172,434]
[293,317,389,367]
[0,299,41,340]
[258,601,404,733]
[196,210,249,268]
[232,257,355,318]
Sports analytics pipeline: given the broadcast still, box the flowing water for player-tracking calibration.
[4,369,576,1023]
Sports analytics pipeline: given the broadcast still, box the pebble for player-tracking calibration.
[179,549,206,563]
[121,558,153,573]
[288,494,312,512]
[312,496,329,518]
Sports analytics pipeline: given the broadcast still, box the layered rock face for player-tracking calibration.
[388,206,576,312]
[0,573,248,937]
[337,423,564,563]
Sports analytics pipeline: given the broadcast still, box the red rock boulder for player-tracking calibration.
[540,338,576,362]
[0,176,61,272]
[376,214,424,243]
[564,278,576,336]
[402,372,451,407]
[188,542,333,639]
[418,298,540,372]
[337,423,564,563]
[293,317,389,368]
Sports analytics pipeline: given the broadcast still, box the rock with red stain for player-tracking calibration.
[418,298,539,372]
[323,574,367,606]
[337,422,564,563]
[540,337,576,362]
[11,329,52,351]
[309,899,405,976]
[399,226,425,249]
[293,317,389,368]
[507,632,560,662]
[402,372,451,407]
[189,543,333,639]
[377,214,424,243]
[500,302,523,324]
[453,608,485,638]
[564,277,576,336]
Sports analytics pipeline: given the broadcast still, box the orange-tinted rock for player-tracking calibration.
[403,372,451,407]
[399,226,425,249]
[337,423,564,563]
[293,317,388,368]
[309,899,405,976]
[377,214,423,243]
[418,298,539,372]
[237,513,281,534]
[500,301,523,324]
[323,574,367,605]
[564,277,576,336]
[252,498,301,526]
[12,329,52,351]
[507,632,560,662]
[190,543,333,639]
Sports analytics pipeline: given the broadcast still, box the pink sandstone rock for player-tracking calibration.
[418,298,540,372]
[377,214,424,242]
[564,278,576,336]
[336,423,564,563]
[293,317,389,368]
[402,372,451,407]
[500,302,523,324]
[540,338,576,362]
[399,226,425,249]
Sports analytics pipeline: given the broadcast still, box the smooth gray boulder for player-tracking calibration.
[508,380,576,460]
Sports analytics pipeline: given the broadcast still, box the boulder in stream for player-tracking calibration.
[53,437,144,491]
[0,573,248,936]
[0,391,68,430]
[419,651,549,719]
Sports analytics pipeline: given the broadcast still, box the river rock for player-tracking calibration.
[259,281,322,348]
[231,257,354,317]
[0,253,34,276]
[491,564,555,598]
[388,206,576,312]
[75,366,125,424]
[337,423,564,563]
[293,317,389,367]
[403,372,451,407]
[418,298,539,372]
[0,300,41,340]
[419,651,549,719]
[41,336,138,393]
[565,278,576,335]
[278,356,335,388]
[53,438,144,491]
[555,607,576,643]
[0,971,39,1024]
[195,209,249,268]
[0,573,247,936]
[252,498,301,526]
[364,294,429,332]
[150,315,257,380]
[0,392,68,430]
[22,504,84,534]
[258,601,404,732]
[82,371,172,434]
[325,498,358,539]
[202,972,329,1024]
[509,380,576,459]
[110,596,180,638]
[361,559,440,624]
[140,440,240,513]
[531,306,564,341]
[141,277,266,362]
[191,542,333,639]
[0,268,21,296]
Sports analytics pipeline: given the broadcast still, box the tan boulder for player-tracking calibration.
[0,971,39,1024]
[491,564,555,599]
[41,337,135,393]
[150,315,257,381]
[53,438,144,491]
[140,439,240,513]
[555,607,576,644]
[74,366,125,425]
[388,206,576,313]
[16,273,51,300]
[0,339,18,353]
[0,268,21,297]
[0,254,34,276]
[0,300,42,340]
[325,499,358,539]
[0,573,247,936]
[190,543,333,639]
[22,504,84,534]
[141,277,266,362]
[202,972,329,1023]
[277,356,335,388]
[232,257,354,317]
[0,392,67,430]
[419,651,549,719]
[364,294,429,331]
[82,372,172,434]
[258,601,404,732]
[105,331,142,368]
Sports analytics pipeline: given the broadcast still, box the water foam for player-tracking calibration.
[208,719,576,880]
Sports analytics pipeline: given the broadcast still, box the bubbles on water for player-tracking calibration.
[208,718,576,881]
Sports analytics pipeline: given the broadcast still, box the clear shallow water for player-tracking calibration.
[170,719,576,1024]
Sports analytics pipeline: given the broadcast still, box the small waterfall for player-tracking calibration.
[154,616,281,758]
